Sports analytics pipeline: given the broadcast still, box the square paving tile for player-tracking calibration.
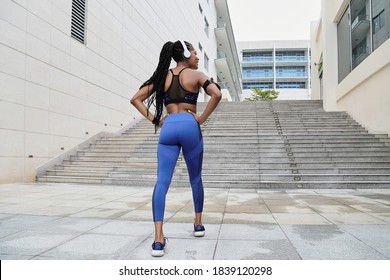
[0,204,47,215]
[30,217,109,234]
[309,204,360,214]
[223,213,276,224]
[219,224,286,240]
[119,210,170,221]
[163,222,221,240]
[273,213,332,225]
[280,225,352,241]
[0,230,77,257]
[0,254,34,260]
[214,240,301,260]
[69,208,130,219]
[370,213,390,223]
[349,204,390,213]
[203,203,226,212]
[27,206,86,217]
[40,234,144,259]
[0,215,59,230]
[288,239,386,260]
[225,204,270,214]
[127,237,217,260]
[338,225,390,240]
[321,213,386,224]
[90,220,153,236]
[0,213,15,220]
[267,205,317,214]
[263,199,301,206]
[168,211,223,224]
[0,228,21,239]
[95,201,140,210]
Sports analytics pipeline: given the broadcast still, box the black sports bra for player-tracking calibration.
[163,68,199,106]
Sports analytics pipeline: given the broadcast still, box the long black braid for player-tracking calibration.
[140,40,192,131]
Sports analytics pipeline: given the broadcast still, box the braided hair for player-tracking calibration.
[140,40,193,130]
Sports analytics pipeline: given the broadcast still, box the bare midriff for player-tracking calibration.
[166,103,197,114]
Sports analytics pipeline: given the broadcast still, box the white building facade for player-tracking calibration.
[311,0,390,135]
[237,40,311,100]
[0,0,241,183]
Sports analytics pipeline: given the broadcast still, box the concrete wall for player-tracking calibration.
[337,39,390,135]
[0,0,220,183]
[311,0,390,135]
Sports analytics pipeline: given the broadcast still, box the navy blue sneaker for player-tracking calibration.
[194,224,205,237]
[151,238,167,257]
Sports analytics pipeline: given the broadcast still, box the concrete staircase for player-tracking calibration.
[37,100,390,188]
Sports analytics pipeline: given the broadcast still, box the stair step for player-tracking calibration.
[37,100,390,189]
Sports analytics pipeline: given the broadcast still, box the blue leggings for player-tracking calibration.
[152,113,204,222]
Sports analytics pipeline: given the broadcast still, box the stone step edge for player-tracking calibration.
[37,175,390,183]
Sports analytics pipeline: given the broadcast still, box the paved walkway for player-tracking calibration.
[0,183,389,260]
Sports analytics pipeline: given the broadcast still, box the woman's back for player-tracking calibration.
[164,67,201,114]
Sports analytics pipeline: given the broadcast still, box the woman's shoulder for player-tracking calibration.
[183,68,201,74]
[184,68,208,80]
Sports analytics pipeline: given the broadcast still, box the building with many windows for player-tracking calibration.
[311,0,390,135]
[0,0,241,183]
[237,40,311,100]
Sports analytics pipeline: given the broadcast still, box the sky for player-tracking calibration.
[227,0,322,41]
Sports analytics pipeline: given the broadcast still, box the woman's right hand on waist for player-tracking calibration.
[189,112,205,125]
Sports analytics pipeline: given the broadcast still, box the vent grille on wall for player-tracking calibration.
[71,0,86,44]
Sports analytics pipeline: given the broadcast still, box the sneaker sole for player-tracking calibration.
[194,231,205,237]
[151,249,164,257]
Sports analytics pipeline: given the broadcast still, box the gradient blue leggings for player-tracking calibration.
[152,113,204,222]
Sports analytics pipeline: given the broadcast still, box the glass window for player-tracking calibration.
[337,7,351,82]
[242,67,273,78]
[372,0,389,51]
[204,53,209,71]
[352,38,369,67]
[204,17,209,37]
[243,51,273,62]
[275,51,305,61]
[198,42,203,52]
[198,3,203,14]
[275,66,306,77]
[243,82,273,89]
[276,82,306,89]
[373,10,385,34]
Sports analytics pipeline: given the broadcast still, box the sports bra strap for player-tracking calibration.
[170,67,188,76]
[178,67,188,75]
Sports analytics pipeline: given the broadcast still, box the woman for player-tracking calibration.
[131,40,222,257]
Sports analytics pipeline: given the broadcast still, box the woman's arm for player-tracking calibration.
[193,74,222,125]
[130,85,155,123]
